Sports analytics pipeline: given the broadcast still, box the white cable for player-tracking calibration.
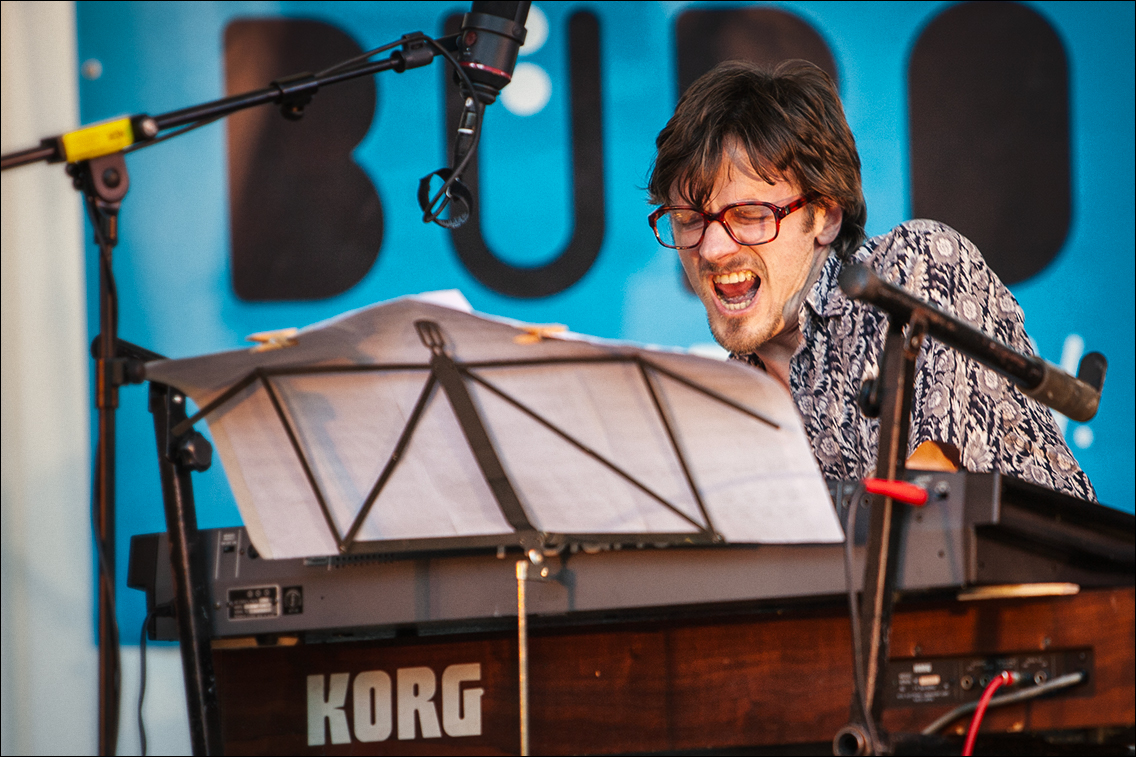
[920,671,1086,736]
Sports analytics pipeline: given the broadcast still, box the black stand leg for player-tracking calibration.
[149,381,224,755]
[95,326,119,756]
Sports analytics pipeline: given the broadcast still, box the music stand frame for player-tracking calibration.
[172,318,790,558]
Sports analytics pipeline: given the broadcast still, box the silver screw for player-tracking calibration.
[139,117,159,139]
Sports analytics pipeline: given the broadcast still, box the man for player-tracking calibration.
[648,60,1095,501]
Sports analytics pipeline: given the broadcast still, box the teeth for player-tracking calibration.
[710,270,758,311]
[712,271,756,285]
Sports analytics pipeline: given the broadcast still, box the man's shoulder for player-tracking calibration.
[856,219,980,275]
[853,219,1014,321]
[808,219,984,320]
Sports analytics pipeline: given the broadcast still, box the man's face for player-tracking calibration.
[674,157,840,354]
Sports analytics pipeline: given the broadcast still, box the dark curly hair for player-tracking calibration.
[648,60,866,259]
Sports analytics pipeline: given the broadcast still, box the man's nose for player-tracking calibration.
[697,218,740,263]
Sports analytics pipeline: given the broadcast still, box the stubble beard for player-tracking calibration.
[707,308,775,356]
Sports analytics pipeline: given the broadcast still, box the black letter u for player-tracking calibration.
[444,11,605,299]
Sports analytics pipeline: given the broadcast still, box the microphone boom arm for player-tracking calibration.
[1,32,442,171]
[839,264,1104,422]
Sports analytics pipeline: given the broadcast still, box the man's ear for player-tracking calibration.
[815,203,843,247]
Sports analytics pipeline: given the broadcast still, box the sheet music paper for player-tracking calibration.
[145,293,843,558]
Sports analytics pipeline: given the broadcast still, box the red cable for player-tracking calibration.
[962,670,1018,756]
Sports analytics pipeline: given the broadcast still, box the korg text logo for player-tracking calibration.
[308,664,483,745]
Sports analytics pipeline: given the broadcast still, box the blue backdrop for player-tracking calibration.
[74,1,1135,639]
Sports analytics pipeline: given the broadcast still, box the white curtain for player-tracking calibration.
[2,1,93,753]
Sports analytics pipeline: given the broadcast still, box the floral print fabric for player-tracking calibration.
[736,220,1095,501]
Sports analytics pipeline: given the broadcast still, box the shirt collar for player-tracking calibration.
[803,248,852,321]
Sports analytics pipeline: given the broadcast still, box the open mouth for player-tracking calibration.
[712,271,759,311]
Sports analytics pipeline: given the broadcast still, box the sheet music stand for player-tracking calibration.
[146,296,843,754]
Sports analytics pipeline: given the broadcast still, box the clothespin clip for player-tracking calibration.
[514,324,566,344]
[863,477,928,506]
[247,327,299,353]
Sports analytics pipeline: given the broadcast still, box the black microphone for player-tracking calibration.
[419,1,530,228]
[449,2,530,166]
[456,2,531,105]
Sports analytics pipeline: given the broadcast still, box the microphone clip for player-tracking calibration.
[418,95,483,229]
[417,168,473,229]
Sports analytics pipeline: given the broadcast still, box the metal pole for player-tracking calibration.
[82,153,129,757]
[836,316,924,756]
[150,382,224,754]
[516,559,529,756]
[859,317,920,720]
[96,236,119,756]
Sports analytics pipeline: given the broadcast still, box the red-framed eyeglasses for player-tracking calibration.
[648,197,811,250]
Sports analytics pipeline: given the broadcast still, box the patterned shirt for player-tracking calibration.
[737,220,1096,501]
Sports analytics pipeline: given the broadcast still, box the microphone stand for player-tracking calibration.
[80,152,132,757]
[832,264,1105,755]
[834,306,922,756]
[1,32,457,756]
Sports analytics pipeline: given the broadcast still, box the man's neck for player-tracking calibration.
[752,327,801,392]
[751,244,833,392]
